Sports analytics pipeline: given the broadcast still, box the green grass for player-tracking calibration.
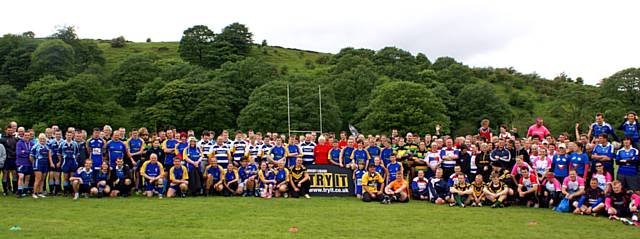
[0,196,637,238]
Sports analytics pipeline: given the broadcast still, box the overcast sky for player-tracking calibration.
[2,0,639,85]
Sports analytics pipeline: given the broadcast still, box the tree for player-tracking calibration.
[178,25,216,67]
[261,39,267,47]
[30,39,75,79]
[51,25,78,43]
[600,68,640,105]
[21,31,35,38]
[50,26,105,73]
[416,53,431,71]
[110,54,160,105]
[0,84,17,116]
[238,80,341,132]
[456,82,511,134]
[0,34,38,89]
[13,74,124,130]
[216,22,253,55]
[372,47,418,80]
[359,81,450,134]
[111,36,126,48]
[146,38,152,43]
[431,56,459,71]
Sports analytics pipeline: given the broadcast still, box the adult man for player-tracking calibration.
[289,158,311,198]
[1,125,18,195]
[440,139,459,179]
[210,136,232,168]
[106,131,127,169]
[588,113,618,142]
[490,139,511,169]
[449,173,473,207]
[615,137,639,192]
[527,117,551,140]
[517,167,539,208]
[167,158,188,198]
[411,170,429,200]
[362,164,384,202]
[383,171,409,204]
[591,134,615,175]
[618,112,639,146]
[87,128,106,170]
[139,153,164,198]
[484,173,509,208]
[299,134,316,166]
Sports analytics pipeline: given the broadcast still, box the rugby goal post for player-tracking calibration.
[287,83,323,137]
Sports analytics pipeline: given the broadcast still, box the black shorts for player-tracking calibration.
[3,159,17,170]
[79,184,91,194]
[618,174,640,191]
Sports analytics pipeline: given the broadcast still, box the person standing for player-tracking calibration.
[313,136,331,165]
[527,117,551,140]
[1,125,18,195]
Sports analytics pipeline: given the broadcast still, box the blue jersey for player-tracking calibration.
[239,164,257,181]
[95,170,109,182]
[30,143,50,165]
[162,139,178,165]
[206,165,224,182]
[87,137,105,169]
[591,143,615,170]
[286,144,300,167]
[341,147,355,164]
[616,147,639,176]
[591,122,618,141]
[568,152,589,176]
[140,161,162,178]
[387,162,402,182]
[75,140,87,164]
[269,145,286,162]
[618,121,639,143]
[47,139,62,164]
[375,165,386,179]
[127,138,144,156]
[106,140,126,168]
[380,148,394,165]
[182,146,202,171]
[59,140,78,168]
[354,169,366,195]
[351,149,370,165]
[552,154,570,177]
[366,146,381,165]
[328,148,341,164]
[74,168,94,185]
[275,168,289,183]
[225,169,238,182]
[113,165,128,180]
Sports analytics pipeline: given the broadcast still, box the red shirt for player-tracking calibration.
[338,140,348,149]
[314,143,332,165]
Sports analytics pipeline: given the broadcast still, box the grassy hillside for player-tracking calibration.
[97,41,331,73]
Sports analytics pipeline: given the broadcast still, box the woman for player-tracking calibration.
[274,161,290,198]
[551,144,570,183]
[289,158,311,198]
[328,141,342,167]
[258,162,276,198]
[569,142,590,180]
[591,162,612,193]
[94,162,111,197]
[30,133,51,198]
[223,163,242,196]
[540,171,562,208]
[182,137,203,195]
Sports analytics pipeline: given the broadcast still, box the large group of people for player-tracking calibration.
[0,112,639,224]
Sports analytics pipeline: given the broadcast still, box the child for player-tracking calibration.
[258,162,276,198]
[223,163,242,196]
[353,161,366,199]
[386,155,403,184]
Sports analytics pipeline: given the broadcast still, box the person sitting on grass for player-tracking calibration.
[449,173,473,207]
[606,180,631,219]
[353,161,366,199]
[94,162,111,197]
[411,170,429,200]
[382,171,409,204]
[205,158,224,196]
[470,174,485,207]
[562,169,585,208]
[223,163,242,196]
[540,171,562,208]
[258,161,276,198]
[428,168,450,205]
[362,164,384,202]
[239,157,259,197]
[484,173,509,208]
[573,178,605,216]
[70,159,96,200]
[517,166,539,208]
[274,161,290,198]
[289,157,311,199]
[109,157,132,197]
[167,157,189,198]
[139,153,164,199]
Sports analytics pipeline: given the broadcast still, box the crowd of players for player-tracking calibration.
[0,112,639,224]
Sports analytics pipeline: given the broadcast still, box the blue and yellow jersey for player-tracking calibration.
[285,144,301,167]
[139,160,164,178]
[362,172,384,193]
[387,162,402,182]
[170,165,189,182]
[74,167,94,185]
[232,140,248,161]
[269,145,286,162]
[182,146,202,170]
[375,165,386,179]
[354,169,366,187]
[224,169,239,182]
[275,168,290,183]
[366,146,381,162]
[175,142,188,159]
[162,139,179,165]
[127,138,145,156]
[340,147,355,164]
[351,148,371,165]
[210,144,231,165]
[106,140,126,167]
[328,148,341,164]
[87,137,105,167]
[258,169,274,187]
[380,147,394,166]
[205,164,224,182]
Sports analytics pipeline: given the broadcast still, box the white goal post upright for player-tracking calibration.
[287,83,323,138]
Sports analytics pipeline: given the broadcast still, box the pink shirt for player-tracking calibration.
[591,172,612,191]
[543,178,561,192]
[562,176,585,192]
[527,125,550,139]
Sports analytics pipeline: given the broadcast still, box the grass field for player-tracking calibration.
[0,196,637,238]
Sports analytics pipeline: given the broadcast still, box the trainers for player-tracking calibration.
[632,215,638,222]
[478,202,483,207]
[304,194,311,199]
[284,193,288,198]
[471,202,477,207]
[158,194,163,199]
[73,193,79,200]
[38,194,46,198]
[32,194,38,199]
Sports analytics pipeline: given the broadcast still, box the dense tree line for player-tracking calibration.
[0,24,639,138]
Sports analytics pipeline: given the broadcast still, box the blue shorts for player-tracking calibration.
[144,180,159,191]
[61,160,78,173]
[79,184,91,194]
[17,165,33,175]
[169,184,182,192]
[33,160,49,173]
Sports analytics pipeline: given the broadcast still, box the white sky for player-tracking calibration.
[2,0,639,85]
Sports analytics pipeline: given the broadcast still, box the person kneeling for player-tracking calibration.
[168,158,189,198]
[140,153,164,199]
[362,164,384,202]
[289,158,311,198]
[383,171,409,204]
[223,163,243,196]
[484,173,509,208]
[449,174,473,207]
[274,161,289,198]
[411,170,429,200]
[517,167,539,208]
[70,159,98,200]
